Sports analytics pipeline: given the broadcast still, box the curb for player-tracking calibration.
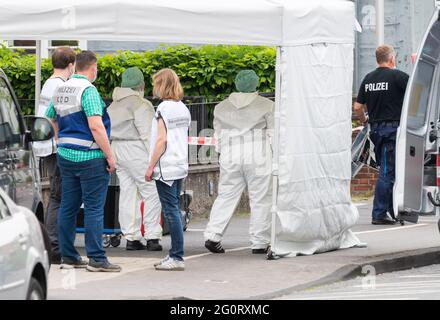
[249,246,440,300]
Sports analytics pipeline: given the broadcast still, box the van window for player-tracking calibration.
[422,21,440,61]
[407,61,435,130]
[0,78,21,147]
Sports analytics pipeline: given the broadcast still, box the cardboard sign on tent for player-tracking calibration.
[0,0,363,257]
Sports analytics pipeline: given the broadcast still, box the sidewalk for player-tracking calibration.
[48,202,440,299]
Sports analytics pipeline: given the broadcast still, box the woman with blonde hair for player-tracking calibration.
[145,68,191,271]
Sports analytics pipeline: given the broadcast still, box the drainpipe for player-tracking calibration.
[376,0,385,46]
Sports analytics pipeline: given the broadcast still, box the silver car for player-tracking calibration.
[0,186,50,299]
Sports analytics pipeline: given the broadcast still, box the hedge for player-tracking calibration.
[0,44,276,115]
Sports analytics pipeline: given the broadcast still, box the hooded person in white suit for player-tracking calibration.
[204,70,274,254]
[108,67,163,251]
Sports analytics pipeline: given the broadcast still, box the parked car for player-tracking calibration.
[394,7,440,225]
[0,68,52,222]
[0,186,50,300]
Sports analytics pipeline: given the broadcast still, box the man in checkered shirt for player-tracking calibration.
[46,51,121,272]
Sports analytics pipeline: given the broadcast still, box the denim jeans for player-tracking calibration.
[155,179,184,261]
[370,122,398,220]
[57,155,110,262]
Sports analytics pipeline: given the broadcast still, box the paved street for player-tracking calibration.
[279,264,440,300]
[47,201,440,299]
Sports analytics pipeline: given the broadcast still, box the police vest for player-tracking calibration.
[53,77,110,151]
[150,100,191,182]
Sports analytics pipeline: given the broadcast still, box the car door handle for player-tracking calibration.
[410,146,416,157]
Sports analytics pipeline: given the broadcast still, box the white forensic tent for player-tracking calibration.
[0,0,362,257]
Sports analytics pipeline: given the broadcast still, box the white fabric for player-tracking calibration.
[273,44,361,256]
[205,94,274,249]
[112,140,162,241]
[0,0,354,46]
[108,87,154,150]
[150,100,191,185]
[34,77,64,157]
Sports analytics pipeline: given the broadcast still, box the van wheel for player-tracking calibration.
[26,278,45,300]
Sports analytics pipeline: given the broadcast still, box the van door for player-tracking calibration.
[395,11,440,217]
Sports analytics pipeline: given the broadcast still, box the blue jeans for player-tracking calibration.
[57,155,110,262]
[155,179,184,261]
[370,122,398,220]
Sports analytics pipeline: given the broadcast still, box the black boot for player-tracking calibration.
[126,240,147,250]
[147,239,163,251]
[205,240,225,253]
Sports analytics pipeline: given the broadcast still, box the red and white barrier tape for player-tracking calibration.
[188,136,217,146]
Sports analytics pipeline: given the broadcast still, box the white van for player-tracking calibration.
[394,8,440,225]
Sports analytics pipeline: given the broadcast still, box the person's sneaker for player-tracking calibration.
[50,251,62,264]
[126,240,147,251]
[205,240,225,253]
[154,255,170,267]
[252,247,269,254]
[372,217,397,225]
[147,239,163,251]
[155,257,185,271]
[86,259,121,272]
[60,257,88,269]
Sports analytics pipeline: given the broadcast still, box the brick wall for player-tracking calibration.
[351,166,378,196]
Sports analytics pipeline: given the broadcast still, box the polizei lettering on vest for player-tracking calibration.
[365,82,389,92]
[57,86,78,94]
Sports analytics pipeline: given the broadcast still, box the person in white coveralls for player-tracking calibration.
[204,70,274,254]
[108,67,163,251]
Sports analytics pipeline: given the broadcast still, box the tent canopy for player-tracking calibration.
[0,0,354,46]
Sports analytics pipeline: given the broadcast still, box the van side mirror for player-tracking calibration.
[24,116,54,142]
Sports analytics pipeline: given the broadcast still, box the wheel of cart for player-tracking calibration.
[110,233,122,247]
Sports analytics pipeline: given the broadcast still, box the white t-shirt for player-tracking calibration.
[149,100,191,186]
[34,77,65,157]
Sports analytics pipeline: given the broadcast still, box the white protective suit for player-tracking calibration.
[108,88,162,241]
[204,92,274,249]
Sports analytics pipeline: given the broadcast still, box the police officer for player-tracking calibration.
[46,51,121,272]
[354,44,409,225]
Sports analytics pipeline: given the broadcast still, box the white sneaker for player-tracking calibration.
[154,255,170,267]
[155,257,185,271]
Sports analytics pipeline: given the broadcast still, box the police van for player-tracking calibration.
[394,7,440,227]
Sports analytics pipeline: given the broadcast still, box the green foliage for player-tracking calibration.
[0,44,276,115]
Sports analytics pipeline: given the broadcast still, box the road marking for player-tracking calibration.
[354,223,428,235]
[185,246,251,261]
[186,228,205,232]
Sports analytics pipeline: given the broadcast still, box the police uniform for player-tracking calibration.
[356,67,409,221]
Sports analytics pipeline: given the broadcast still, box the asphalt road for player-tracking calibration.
[279,264,440,300]
[47,201,440,299]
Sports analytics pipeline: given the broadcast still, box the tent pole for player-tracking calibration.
[375,0,385,46]
[35,40,42,115]
[269,46,282,259]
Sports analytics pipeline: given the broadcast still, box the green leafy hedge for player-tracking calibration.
[0,44,276,115]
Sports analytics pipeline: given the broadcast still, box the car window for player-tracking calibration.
[0,195,11,219]
[0,78,21,147]
[407,61,435,130]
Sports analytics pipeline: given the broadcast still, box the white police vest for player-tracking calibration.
[150,100,191,182]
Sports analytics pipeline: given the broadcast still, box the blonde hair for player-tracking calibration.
[152,68,184,101]
[376,44,395,64]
